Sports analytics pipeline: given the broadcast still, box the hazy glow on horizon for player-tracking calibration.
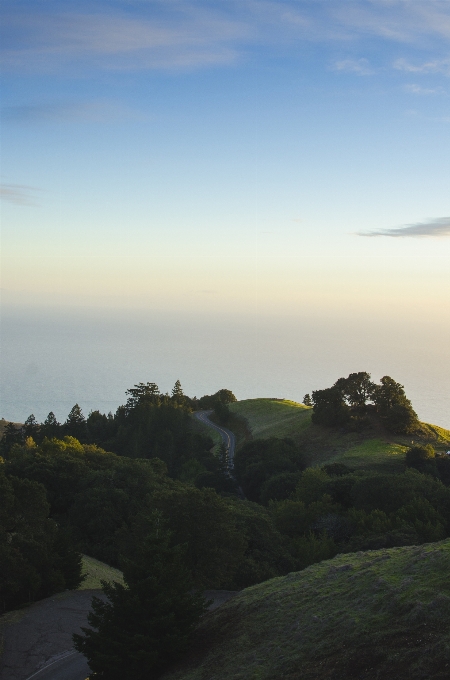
[1,1,450,421]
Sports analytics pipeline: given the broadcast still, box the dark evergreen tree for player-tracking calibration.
[303,394,312,407]
[125,383,160,412]
[23,414,40,440]
[64,404,87,441]
[73,514,207,680]
[0,422,23,457]
[41,412,61,440]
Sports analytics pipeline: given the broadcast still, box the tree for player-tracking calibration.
[216,389,237,404]
[406,445,436,475]
[73,514,207,680]
[303,394,312,407]
[0,466,84,612]
[65,404,87,441]
[373,376,419,434]
[311,387,350,427]
[151,487,246,588]
[334,372,375,408]
[41,412,61,440]
[23,414,40,439]
[125,383,160,412]
[0,422,23,457]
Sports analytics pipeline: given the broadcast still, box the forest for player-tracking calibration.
[1,373,450,678]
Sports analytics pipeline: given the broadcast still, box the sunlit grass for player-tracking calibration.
[334,438,408,472]
[229,399,311,439]
[79,555,123,590]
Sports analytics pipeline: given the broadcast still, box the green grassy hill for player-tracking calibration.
[162,539,450,680]
[229,399,450,473]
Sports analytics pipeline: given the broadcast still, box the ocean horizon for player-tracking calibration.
[1,305,449,430]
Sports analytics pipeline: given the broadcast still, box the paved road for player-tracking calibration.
[25,652,89,680]
[193,410,236,469]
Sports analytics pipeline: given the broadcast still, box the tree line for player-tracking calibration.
[303,371,419,433]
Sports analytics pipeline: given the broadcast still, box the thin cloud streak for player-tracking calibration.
[2,100,148,124]
[332,58,374,75]
[0,184,38,206]
[395,57,450,75]
[2,1,450,74]
[358,217,450,238]
[0,9,249,72]
[403,83,446,95]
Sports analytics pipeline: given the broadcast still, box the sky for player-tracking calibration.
[1,1,449,423]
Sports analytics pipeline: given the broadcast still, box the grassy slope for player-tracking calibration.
[162,540,450,680]
[228,399,312,439]
[229,399,450,473]
[79,555,124,590]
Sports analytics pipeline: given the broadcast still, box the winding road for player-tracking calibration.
[193,410,236,469]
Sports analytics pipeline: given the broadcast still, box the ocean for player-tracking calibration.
[1,306,449,430]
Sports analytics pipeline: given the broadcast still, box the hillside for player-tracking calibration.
[229,399,450,473]
[161,539,450,680]
[79,555,124,589]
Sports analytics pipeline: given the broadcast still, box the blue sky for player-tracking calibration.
[1,0,449,319]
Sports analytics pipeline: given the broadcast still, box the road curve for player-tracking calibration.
[193,410,236,469]
[24,652,89,680]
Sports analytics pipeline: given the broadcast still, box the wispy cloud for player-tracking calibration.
[394,57,450,75]
[0,183,38,206]
[332,58,374,75]
[0,8,249,73]
[2,100,147,123]
[335,1,450,43]
[403,83,446,95]
[2,1,450,75]
[358,217,450,238]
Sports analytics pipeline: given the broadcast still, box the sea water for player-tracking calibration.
[1,306,449,430]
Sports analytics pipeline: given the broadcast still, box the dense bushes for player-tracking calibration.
[2,435,296,596]
[0,463,83,612]
[234,438,306,503]
[269,465,450,562]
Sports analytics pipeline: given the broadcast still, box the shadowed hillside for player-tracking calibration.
[161,539,450,680]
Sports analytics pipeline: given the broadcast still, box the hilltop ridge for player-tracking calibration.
[229,398,450,473]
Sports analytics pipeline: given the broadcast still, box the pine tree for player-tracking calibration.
[172,380,183,398]
[64,404,87,441]
[41,411,61,440]
[73,514,207,680]
[23,414,40,439]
